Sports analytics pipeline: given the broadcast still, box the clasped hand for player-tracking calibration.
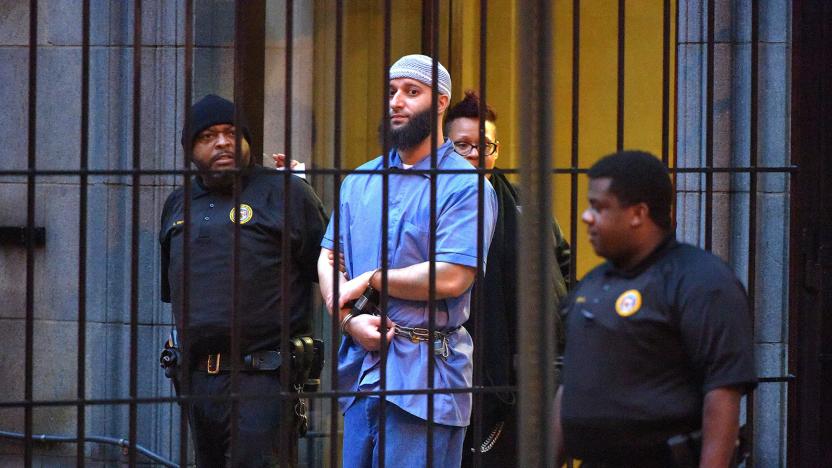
[329,270,395,352]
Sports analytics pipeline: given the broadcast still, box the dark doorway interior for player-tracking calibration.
[789,1,832,466]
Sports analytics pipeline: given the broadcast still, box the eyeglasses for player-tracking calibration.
[452,140,498,156]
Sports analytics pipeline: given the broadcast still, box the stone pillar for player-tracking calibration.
[676,0,790,465]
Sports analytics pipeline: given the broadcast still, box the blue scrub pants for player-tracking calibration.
[342,397,466,468]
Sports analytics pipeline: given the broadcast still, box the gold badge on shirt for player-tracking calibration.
[229,204,254,224]
[615,289,642,317]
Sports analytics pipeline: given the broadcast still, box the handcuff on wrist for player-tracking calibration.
[340,268,382,336]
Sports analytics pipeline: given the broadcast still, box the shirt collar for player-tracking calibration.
[605,234,678,279]
[388,139,454,177]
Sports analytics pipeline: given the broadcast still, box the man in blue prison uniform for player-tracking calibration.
[318,55,497,467]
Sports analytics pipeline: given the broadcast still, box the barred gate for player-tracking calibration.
[0,0,815,467]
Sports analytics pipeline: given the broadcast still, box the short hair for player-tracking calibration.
[445,90,497,129]
[587,150,673,230]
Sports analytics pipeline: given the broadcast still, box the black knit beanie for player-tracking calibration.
[181,94,252,149]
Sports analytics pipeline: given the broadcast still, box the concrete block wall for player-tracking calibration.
[676,0,791,465]
[0,1,315,465]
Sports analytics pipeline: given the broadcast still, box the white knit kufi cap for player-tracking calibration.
[389,54,452,99]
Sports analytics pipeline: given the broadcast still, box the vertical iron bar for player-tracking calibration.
[745,1,760,465]
[671,0,680,225]
[230,1,244,464]
[179,0,195,465]
[472,1,489,466]
[129,1,144,465]
[447,0,454,72]
[24,1,37,466]
[234,1,266,164]
[421,0,434,54]
[521,0,559,465]
[378,0,392,466]
[77,0,91,465]
[329,2,344,466]
[704,0,715,251]
[661,0,670,165]
[129,1,143,466]
[616,0,625,152]
[280,1,295,465]
[569,0,580,297]
[517,0,556,466]
[426,1,441,465]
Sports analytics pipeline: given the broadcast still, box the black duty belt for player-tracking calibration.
[196,350,284,374]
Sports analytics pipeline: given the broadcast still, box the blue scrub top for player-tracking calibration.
[322,140,497,426]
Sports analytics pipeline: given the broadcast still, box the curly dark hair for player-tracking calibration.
[444,90,497,127]
[587,150,674,231]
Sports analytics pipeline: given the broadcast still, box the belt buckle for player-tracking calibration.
[207,353,221,374]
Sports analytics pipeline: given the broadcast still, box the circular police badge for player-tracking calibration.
[229,204,254,224]
[615,289,642,317]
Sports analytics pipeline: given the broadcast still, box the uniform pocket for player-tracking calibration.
[395,220,429,267]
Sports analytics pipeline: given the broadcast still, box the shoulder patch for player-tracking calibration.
[615,289,642,317]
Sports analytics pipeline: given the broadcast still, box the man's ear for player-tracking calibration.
[630,203,650,228]
[437,94,450,114]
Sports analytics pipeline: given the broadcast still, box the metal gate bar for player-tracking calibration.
[570,0,581,295]
[427,1,441,466]
[280,1,294,464]
[662,0,671,165]
[617,0,625,152]
[745,1,760,465]
[517,1,556,467]
[179,0,195,465]
[24,1,38,466]
[470,0,490,466]
[128,1,144,466]
[377,1,392,466]
[704,0,715,252]
[329,2,345,466]
[76,0,91,466]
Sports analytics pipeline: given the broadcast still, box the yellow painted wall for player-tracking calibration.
[313,0,675,278]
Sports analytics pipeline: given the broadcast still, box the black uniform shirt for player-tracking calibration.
[160,166,326,357]
[560,236,757,458]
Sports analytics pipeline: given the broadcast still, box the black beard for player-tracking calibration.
[193,158,249,190]
[379,108,433,151]
[200,171,234,189]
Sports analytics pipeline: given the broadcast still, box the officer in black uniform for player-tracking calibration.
[160,94,326,467]
[554,151,756,467]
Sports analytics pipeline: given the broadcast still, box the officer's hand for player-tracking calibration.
[344,314,396,352]
[272,153,299,169]
[328,251,348,277]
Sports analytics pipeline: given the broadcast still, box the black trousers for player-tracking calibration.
[177,370,297,468]
[576,444,677,468]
